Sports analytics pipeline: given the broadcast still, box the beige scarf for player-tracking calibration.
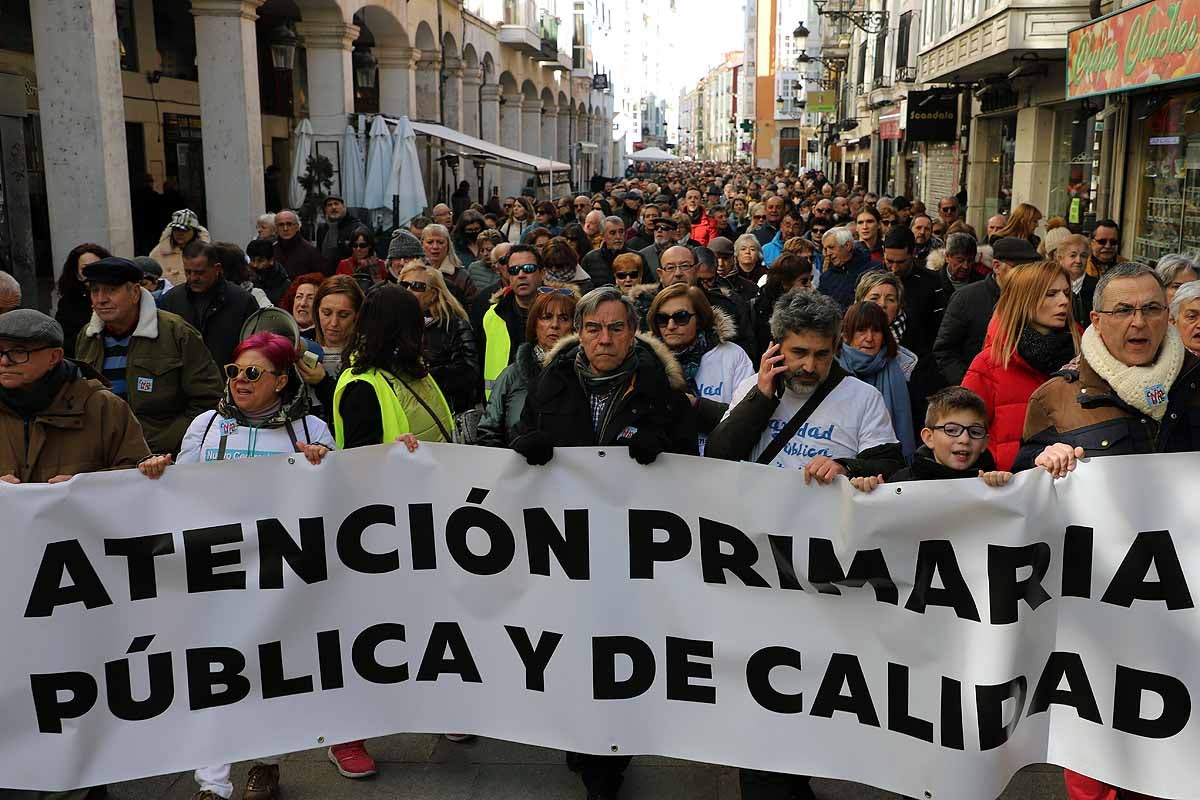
[1080,325,1185,421]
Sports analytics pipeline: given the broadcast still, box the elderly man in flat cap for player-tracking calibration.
[0,308,150,486]
[74,256,222,456]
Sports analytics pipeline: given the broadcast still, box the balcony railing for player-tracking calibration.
[538,11,559,58]
[856,82,867,95]
[896,65,917,82]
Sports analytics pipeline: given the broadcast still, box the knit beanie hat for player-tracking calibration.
[1041,226,1072,258]
[387,230,424,261]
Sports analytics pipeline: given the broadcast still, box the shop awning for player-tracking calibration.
[405,120,570,175]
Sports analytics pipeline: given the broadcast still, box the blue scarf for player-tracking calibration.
[838,345,916,462]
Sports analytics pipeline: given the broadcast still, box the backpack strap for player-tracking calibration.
[755,364,846,466]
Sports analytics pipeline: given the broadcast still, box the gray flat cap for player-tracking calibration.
[0,309,64,347]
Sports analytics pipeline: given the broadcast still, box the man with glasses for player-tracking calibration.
[1087,219,1121,277]
[480,244,546,399]
[637,217,677,281]
[762,208,803,267]
[75,257,222,455]
[937,196,960,226]
[272,209,326,278]
[571,195,592,225]
[0,307,149,488]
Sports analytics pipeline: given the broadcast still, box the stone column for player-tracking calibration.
[461,67,482,139]
[442,56,462,131]
[296,19,357,142]
[414,49,441,122]
[541,107,558,163]
[376,43,415,118]
[1012,105,1055,228]
[30,0,133,268]
[557,107,570,165]
[190,0,266,242]
[500,93,524,196]
[480,83,502,197]
[521,98,542,156]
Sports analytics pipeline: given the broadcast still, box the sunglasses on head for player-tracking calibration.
[537,286,574,296]
[224,364,278,382]
[614,270,641,280]
[507,263,540,276]
[398,280,428,292]
[655,310,696,327]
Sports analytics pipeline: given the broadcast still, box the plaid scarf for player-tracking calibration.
[890,311,907,345]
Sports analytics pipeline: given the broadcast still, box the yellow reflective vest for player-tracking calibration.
[332,367,454,448]
[482,304,513,400]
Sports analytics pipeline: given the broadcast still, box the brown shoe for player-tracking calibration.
[243,763,280,800]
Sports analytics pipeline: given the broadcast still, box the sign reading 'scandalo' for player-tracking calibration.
[1067,0,1200,99]
[904,91,958,142]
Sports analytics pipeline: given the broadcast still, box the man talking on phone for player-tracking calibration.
[706,289,903,485]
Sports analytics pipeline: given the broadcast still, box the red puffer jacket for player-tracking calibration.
[961,316,1053,471]
[1063,769,1159,800]
[689,210,717,246]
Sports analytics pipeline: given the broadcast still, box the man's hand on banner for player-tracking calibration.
[511,431,554,465]
[394,434,421,453]
[850,474,885,492]
[978,470,1014,487]
[46,474,74,484]
[804,455,847,485]
[137,455,173,480]
[1034,444,1086,478]
[0,474,19,484]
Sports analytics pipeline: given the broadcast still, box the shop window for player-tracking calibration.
[0,0,34,54]
[1049,105,1099,231]
[153,0,198,81]
[982,114,1016,218]
[1129,94,1200,265]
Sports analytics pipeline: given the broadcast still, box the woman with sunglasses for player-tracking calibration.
[335,227,384,287]
[137,333,331,800]
[647,283,753,454]
[395,262,479,415]
[478,287,578,447]
[612,252,646,297]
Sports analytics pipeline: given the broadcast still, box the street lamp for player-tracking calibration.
[269,24,298,72]
[792,22,810,49]
[353,45,378,89]
[812,0,888,34]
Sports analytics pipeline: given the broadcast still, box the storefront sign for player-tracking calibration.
[880,115,902,140]
[807,91,836,113]
[905,91,958,142]
[1067,0,1200,99]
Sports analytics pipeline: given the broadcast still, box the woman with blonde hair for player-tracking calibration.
[499,196,535,243]
[421,222,477,304]
[990,202,1043,248]
[396,261,480,415]
[963,260,1079,470]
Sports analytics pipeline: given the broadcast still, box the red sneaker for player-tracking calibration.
[328,741,377,778]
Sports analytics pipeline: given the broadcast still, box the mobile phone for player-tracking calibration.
[301,350,319,369]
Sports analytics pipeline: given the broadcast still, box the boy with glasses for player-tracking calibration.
[851,386,1013,491]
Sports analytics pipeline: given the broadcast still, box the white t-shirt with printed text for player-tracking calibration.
[724,374,899,470]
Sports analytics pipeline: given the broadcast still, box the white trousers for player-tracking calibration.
[194,758,279,799]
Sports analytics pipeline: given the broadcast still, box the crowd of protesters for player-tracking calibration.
[3,163,1198,800]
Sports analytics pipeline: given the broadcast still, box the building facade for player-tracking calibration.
[0,0,622,304]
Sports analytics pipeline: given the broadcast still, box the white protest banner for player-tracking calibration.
[0,444,1197,798]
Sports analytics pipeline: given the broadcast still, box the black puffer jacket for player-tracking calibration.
[513,333,698,454]
[933,272,1002,385]
[424,315,480,413]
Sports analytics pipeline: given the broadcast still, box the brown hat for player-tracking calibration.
[708,236,734,257]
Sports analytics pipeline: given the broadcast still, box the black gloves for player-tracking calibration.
[626,431,664,465]
[512,431,555,466]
